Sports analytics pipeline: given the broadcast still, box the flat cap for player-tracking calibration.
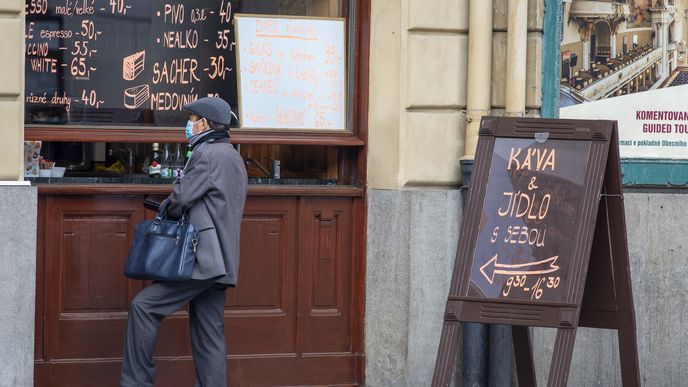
[182,97,234,126]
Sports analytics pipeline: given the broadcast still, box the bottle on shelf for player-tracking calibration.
[105,144,116,167]
[141,156,150,174]
[126,148,135,174]
[161,143,172,178]
[149,143,161,178]
[173,143,184,178]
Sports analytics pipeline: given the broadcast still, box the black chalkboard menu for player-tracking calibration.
[467,137,591,303]
[432,117,641,387]
[454,117,615,313]
[25,0,311,127]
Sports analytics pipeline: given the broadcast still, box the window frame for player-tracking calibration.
[25,0,367,146]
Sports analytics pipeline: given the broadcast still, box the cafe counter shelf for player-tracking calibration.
[26,176,364,196]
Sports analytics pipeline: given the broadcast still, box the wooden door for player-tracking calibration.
[36,194,362,386]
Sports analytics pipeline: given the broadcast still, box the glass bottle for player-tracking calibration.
[173,143,183,177]
[161,143,171,178]
[126,148,134,174]
[105,144,115,166]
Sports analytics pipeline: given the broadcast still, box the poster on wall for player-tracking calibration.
[234,15,347,131]
[560,0,688,158]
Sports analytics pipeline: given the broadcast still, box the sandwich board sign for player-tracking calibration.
[432,117,640,386]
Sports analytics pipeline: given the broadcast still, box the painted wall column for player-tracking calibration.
[464,0,493,158]
[505,0,528,116]
[610,34,617,58]
[684,11,688,44]
[661,22,669,77]
[653,21,659,48]
[653,12,669,78]
[582,39,591,71]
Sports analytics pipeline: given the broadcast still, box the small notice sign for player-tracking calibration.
[561,85,688,159]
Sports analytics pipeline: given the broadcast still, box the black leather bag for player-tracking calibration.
[124,202,198,281]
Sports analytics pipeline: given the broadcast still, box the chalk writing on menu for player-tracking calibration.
[467,138,592,303]
[235,15,346,131]
[24,0,241,126]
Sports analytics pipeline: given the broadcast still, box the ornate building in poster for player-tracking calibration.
[561,0,688,105]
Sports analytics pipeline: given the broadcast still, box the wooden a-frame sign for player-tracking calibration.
[432,117,640,387]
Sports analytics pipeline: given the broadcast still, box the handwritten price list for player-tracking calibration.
[235,15,346,131]
[467,138,592,303]
[25,0,239,126]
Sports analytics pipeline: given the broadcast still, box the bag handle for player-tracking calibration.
[153,200,189,224]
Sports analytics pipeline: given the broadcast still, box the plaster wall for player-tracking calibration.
[561,41,585,73]
[0,0,24,180]
[367,0,469,190]
[368,0,544,190]
[615,30,653,51]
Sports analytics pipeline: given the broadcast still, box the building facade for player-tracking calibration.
[365,0,544,385]
[5,0,688,386]
[5,0,543,385]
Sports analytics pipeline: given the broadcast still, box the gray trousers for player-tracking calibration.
[120,279,228,387]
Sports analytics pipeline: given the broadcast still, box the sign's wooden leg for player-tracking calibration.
[617,326,640,387]
[512,325,537,387]
[431,320,462,387]
[547,328,577,387]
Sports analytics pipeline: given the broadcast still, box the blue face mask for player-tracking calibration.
[185,118,202,140]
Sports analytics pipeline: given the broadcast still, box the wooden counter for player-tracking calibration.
[34,183,364,196]
[34,184,365,386]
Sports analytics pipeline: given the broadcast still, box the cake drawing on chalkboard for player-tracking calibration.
[123,50,145,81]
[124,84,150,109]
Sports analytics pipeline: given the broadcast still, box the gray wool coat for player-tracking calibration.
[164,137,247,286]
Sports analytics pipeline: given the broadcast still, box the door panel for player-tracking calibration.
[297,197,354,354]
[44,196,145,360]
[226,196,298,355]
[60,216,130,311]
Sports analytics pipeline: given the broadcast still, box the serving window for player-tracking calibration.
[25,0,358,136]
[25,0,367,185]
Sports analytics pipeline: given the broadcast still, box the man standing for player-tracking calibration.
[121,97,248,387]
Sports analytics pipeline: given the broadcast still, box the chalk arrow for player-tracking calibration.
[480,254,560,285]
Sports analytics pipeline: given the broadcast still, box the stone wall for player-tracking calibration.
[365,188,462,386]
[534,192,688,386]
[0,187,37,387]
